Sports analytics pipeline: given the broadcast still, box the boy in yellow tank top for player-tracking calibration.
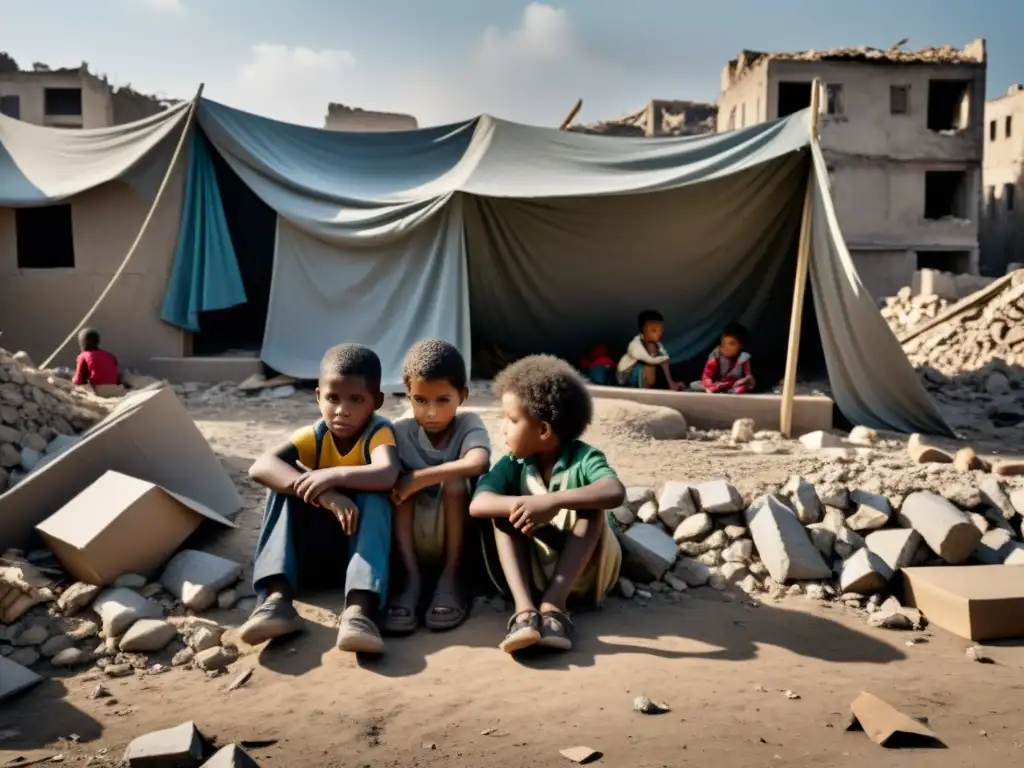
[243,344,400,655]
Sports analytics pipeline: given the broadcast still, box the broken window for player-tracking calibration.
[890,85,909,115]
[916,251,970,273]
[1006,183,1016,213]
[777,81,812,118]
[0,95,19,119]
[927,80,971,131]
[924,171,969,220]
[986,185,996,218]
[825,84,844,115]
[1007,115,1013,138]
[44,87,82,116]
[15,205,75,269]
[990,120,997,141]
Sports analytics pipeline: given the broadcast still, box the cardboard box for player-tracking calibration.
[36,470,237,586]
[902,565,1024,641]
[0,386,242,552]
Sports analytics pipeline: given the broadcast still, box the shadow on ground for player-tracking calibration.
[0,679,103,750]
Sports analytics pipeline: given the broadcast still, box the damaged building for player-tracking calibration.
[0,53,172,129]
[323,103,418,132]
[981,84,1024,274]
[569,99,717,137]
[716,40,987,298]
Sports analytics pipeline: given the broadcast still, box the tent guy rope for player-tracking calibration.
[779,78,822,438]
[39,84,205,371]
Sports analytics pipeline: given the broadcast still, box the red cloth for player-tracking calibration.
[580,344,615,370]
[701,351,752,394]
[73,349,119,386]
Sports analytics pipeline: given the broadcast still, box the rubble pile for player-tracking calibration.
[880,287,951,337]
[0,547,250,677]
[612,426,1024,629]
[0,348,111,492]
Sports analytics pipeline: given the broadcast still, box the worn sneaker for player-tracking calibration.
[336,606,385,654]
[239,593,304,645]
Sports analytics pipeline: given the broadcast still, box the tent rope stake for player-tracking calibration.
[779,79,822,438]
[39,83,205,371]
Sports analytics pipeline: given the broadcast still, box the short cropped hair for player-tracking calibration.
[78,328,100,351]
[402,339,467,390]
[637,309,664,331]
[320,343,381,391]
[494,355,592,442]
[721,323,749,346]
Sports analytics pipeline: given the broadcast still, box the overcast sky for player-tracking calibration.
[2,0,1021,127]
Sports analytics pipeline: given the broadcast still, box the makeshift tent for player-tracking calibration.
[0,94,953,436]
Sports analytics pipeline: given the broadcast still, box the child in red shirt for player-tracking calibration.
[73,328,120,388]
[701,323,754,394]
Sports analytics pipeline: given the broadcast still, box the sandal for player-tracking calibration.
[424,590,468,632]
[383,600,418,636]
[499,610,542,654]
[539,609,573,651]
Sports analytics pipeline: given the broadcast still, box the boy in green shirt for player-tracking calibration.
[470,355,626,654]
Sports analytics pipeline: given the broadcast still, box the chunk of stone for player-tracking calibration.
[617,577,635,599]
[19,447,42,472]
[609,505,636,526]
[848,426,878,446]
[748,440,782,455]
[693,480,744,514]
[14,624,50,647]
[868,609,914,630]
[104,662,135,678]
[195,645,238,671]
[744,495,831,583]
[819,507,847,536]
[172,647,195,666]
[724,524,747,540]
[782,475,822,524]
[120,619,178,652]
[703,529,729,550]
[670,557,710,588]
[731,418,755,443]
[738,575,761,594]
[719,562,749,583]
[188,626,225,653]
[51,647,91,668]
[40,635,73,658]
[839,548,892,594]
[1005,548,1024,565]
[898,491,983,564]
[160,550,243,612]
[93,588,163,637]
[696,549,721,566]
[45,434,80,455]
[625,486,656,513]
[819,488,850,511]
[1011,488,1024,516]
[203,744,261,768]
[799,431,845,450]
[663,574,689,593]
[979,477,1018,521]
[845,490,893,531]
[66,620,99,641]
[672,513,713,543]
[114,573,148,590]
[834,526,865,559]
[865,529,922,573]
[636,500,660,524]
[620,524,678,581]
[58,582,101,616]
[953,447,988,473]
[657,482,697,530]
[217,589,238,610]
[973,529,1024,565]
[969,512,990,535]
[723,539,753,564]
[805,524,836,558]
[9,647,40,666]
[122,721,204,767]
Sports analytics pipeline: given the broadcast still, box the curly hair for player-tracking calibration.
[320,343,381,391]
[493,354,592,442]
[637,309,664,331]
[402,339,467,390]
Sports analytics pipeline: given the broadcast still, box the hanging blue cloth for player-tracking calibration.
[160,128,246,332]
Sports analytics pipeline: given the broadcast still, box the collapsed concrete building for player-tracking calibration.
[716,40,988,298]
[323,103,418,132]
[0,53,171,129]
[569,99,717,137]
[981,84,1024,275]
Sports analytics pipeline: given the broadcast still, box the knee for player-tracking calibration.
[576,508,601,522]
[442,481,469,505]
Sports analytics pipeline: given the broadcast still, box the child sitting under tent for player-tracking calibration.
[615,310,684,391]
[698,323,755,394]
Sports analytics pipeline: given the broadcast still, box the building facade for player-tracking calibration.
[569,99,717,137]
[716,40,987,298]
[981,84,1024,275]
[324,103,418,132]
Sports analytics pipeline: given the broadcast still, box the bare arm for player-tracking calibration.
[544,477,625,512]
[331,445,401,492]
[409,448,490,489]
[249,440,304,494]
[628,337,669,366]
[469,491,519,519]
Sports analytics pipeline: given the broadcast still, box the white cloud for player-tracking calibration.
[210,3,627,128]
[146,0,184,11]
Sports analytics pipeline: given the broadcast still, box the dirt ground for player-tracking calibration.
[4,387,1024,767]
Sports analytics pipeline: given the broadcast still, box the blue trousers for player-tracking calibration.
[252,491,392,605]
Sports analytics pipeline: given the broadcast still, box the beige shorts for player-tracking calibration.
[412,479,472,563]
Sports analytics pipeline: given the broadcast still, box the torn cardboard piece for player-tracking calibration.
[36,471,237,586]
[846,691,943,748]
[559,746,602,764]
[0,386,242,552]
[902,565,1024,641]
[0,655,43,702]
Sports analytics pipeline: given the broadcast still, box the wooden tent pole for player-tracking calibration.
[779,79,822,438]
[559,98,583,130]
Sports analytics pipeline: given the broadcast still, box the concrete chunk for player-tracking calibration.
[636,500,660,524]
[624,486,655,513]
[805,524,836,557]
[799,430,845,450]
[731,418,755,443]
[670,557,710,587]
[1011,488,1024,516]
[620,523,678,581]
[839,548,892,594]
[609,506,636,526]
[120,619,179,653]
[973,529,1024,564]
[657,482,697,529]
[782,476,822,524]
[723,538,753,564]
[865,529,921,573]
[898,491,983,564]
[845,490,893,531]
[693,480,744,514]
[744,495,831,583]
[57,582,101,616]
[93,587,163,637]
[203,744,260,768]
[1005,548,1024,565]
[672,513,712,543]
[160,550,242,612]
[123,721,204,767]
[979,477,1018,521]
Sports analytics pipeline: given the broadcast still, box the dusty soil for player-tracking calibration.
[3,387,1024,767]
